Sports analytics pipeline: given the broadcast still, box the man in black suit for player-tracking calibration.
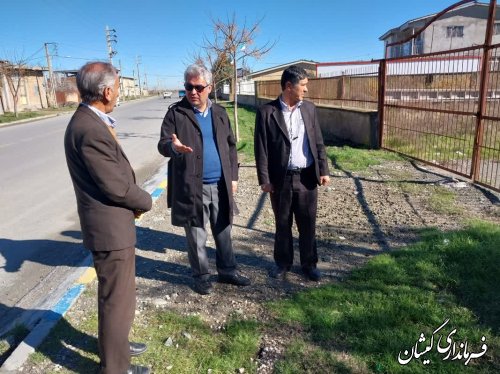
[64,61,152,374]
[254,65,330,281]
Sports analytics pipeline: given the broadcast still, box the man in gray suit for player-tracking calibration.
[254,65,330,282]
[64,61,152,374]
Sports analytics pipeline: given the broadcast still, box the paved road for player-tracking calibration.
[0,96,173,331]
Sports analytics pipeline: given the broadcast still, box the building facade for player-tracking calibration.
[380,2,500,58]
[0,63,49,114]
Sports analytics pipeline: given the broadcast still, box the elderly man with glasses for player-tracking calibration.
[158,64,250,295]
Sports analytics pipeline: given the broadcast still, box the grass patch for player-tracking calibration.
[427,185,464,215]
[221,102,257,162]
[29,310,260,374]
[30,311,99,371]
[275,340,369,374]
[132,313,260,373]
[269,220,500,373]
[328,146,404,172]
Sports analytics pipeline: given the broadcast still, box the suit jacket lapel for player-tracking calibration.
[270,99,290,143]
[78,105,134,178]
[300,103,314,143]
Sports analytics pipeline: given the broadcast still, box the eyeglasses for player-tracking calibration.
[184,83,209,93]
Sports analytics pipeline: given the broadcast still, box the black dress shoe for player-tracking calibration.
[129,342,147,356]
[126,364,150,374]
[217,273,251,286]
[303,267,321,282]
[270,266,289,279]
[193,279,213,295]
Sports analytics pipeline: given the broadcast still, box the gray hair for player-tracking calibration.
[184,64,212,85]
[77,61,118,103]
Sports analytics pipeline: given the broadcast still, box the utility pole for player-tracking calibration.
[136,55,142,96]
[105,26,118,65]
[44,42,58,108]
[144,72,148,93]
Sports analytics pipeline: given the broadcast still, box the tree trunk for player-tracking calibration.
[233,64,239,142]
[13,96,18,118]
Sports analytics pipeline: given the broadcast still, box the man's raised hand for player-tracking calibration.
[171,134,193,153]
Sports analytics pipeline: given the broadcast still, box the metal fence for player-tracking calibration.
[253,1,499,191]
[380,0,500,192]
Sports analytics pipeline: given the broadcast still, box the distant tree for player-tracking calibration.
[0,54,30,118]
[203,14,276,141]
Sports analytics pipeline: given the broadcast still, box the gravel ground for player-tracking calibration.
[18,159,500,373]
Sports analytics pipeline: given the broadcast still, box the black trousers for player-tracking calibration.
[92,246,136,374]
[270,168,318,269]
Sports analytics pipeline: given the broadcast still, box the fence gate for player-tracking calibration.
[380,0,500,192]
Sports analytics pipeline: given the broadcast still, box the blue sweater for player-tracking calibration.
[195,109,222,184]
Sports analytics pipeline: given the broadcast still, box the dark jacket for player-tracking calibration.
[254,98,330,190]
[157,98,238,227]
[64,105,152,251]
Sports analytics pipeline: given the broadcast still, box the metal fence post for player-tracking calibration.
[377,59,387,149]
[471,0,496,182]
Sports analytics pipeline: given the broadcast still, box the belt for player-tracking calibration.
[286,168,303,175]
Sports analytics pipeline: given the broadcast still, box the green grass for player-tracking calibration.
[32,311,260,373]
[221,102,257,162]
[269,220,500,373]
[427,185,464,215]
[328,145,404,172]
[131,313,260,373]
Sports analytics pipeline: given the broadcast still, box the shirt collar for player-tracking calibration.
[81,102,117,128]
[279,95,302,112]
[193,98,212,118]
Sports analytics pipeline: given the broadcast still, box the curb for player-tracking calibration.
[0,172,168,372]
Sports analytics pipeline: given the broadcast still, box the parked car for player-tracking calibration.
[178,90,186,98]
[162,91,172,99]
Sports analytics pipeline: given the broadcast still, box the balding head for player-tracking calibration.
[77,61,118,104]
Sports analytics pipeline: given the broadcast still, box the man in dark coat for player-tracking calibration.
[158,64,250,295]
[254,65,330,282]
[64,61,152,374]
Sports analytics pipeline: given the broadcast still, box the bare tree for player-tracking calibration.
[203,14,276,141]
[0,54,30,118]
[189,49,232,104]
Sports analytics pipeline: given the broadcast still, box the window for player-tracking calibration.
[446,26,464,38]
[494,22,500,35]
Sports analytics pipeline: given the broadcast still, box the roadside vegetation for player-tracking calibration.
[0,106,76,124]
[222,102,256,162]
[24,220,500,373]
[14,103,500,373]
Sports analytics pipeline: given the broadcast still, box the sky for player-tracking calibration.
[1,0,461,89]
